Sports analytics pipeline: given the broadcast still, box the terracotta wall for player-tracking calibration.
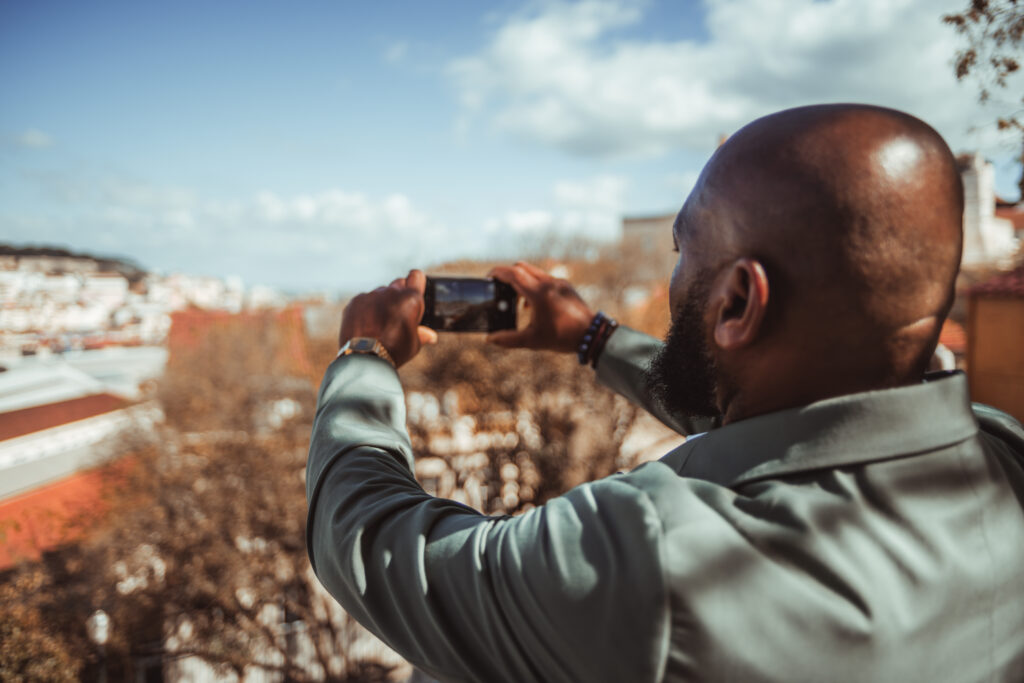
[967,296,1024,422]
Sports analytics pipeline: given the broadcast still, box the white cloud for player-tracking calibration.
[13,129,55,148]
[7,174,455,291]
[485,209,556,234]
[448,0,1015,159]
[484,174,628,242]
[250,189,434,237]
[553,174,626,214]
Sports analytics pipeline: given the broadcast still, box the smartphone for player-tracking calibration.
[421,276,517,332]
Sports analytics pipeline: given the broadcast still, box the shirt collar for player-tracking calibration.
[658,371,978,488]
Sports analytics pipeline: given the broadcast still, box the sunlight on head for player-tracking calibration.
[875,136,923,180]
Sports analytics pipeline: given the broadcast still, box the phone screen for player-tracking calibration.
[423,277,516,332]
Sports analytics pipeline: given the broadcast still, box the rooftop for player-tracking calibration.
[0,362,106,414]
[0,393,127,441]
[0,462,124,569]
[970,265,1024,297]
[939,319,967,354]
[995,205,1024,232]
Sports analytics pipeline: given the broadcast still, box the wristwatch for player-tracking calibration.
[336,337,396,368]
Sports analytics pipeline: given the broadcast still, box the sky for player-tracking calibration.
[2,0,1022,294]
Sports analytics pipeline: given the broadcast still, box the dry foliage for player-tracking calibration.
[944,0,1024,195]
[401,336,641,513]
[0,567,83,682]
[1,299,646,679]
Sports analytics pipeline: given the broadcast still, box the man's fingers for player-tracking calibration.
[486,330,517,347]
[516,261,551,280]
[407,269,427,295]
[488,266,523,292]
[388,277,405,290]
[490,264,540,296]
[511,263,541,291]
[487,328,534,348]
[417,325,438,345]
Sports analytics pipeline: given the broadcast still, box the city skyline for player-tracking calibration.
[3,0,1022,294]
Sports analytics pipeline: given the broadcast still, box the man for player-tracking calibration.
[306,104,1024,682]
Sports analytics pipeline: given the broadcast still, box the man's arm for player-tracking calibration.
[306,269,671,681]
[489,262,715,436]
[306,352,671,683]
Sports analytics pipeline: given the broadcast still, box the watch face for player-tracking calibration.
[352,338,377,353]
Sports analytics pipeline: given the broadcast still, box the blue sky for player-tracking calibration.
[2,0,1021,293]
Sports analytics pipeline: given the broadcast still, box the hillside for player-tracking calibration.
[0,243,147,283]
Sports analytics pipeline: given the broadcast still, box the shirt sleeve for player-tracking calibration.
[595,325,717,436]
[306,355,671,683]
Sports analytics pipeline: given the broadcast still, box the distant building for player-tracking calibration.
[959,153,1020,267]
[621,213,675,254]
[0,349,166,568]
[167,307,311,379]
[995,197,1024,236]
[967,265,1024,422]
[620,214,677,285]
[81,272,130,309]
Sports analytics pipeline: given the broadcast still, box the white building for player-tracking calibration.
[81,272,130,309]
[959,153,1020,267]
[0,348,167,500]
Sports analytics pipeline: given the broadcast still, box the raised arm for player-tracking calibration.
[306,353,670,682]
[489,262,715,436]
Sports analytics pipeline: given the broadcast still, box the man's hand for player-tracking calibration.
[488,261,595,353]
[339,269,438,368]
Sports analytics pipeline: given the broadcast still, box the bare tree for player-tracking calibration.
[0,311,396,682]
[945,0,1024,196]
[0,565,83,682]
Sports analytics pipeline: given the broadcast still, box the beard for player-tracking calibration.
[645,280,720,419]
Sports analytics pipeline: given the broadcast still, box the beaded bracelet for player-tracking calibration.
[577,311,619,369]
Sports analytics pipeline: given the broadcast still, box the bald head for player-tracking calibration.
[665,104,964,421]
[693,104,962,325]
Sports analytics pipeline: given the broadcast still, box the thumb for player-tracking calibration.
[418,326,439,345]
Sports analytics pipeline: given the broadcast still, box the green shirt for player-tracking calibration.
[306,326,1024,682]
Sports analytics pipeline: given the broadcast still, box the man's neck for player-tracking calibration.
[720,365,922,426]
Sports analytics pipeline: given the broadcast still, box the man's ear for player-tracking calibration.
[710,258,769,350]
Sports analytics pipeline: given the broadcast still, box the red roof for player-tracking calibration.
[939,319,967,354]
[995,205,1024,231]
[168,306,311,377]
[969,266,1024,297]
[0,393,127,441]
[0,461,129,569]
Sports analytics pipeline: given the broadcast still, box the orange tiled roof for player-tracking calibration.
[0,462,127,569]
[969,265,1024,297]
[995,205,1024,231]
[939,319,967,354]
[168,306,312,377]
